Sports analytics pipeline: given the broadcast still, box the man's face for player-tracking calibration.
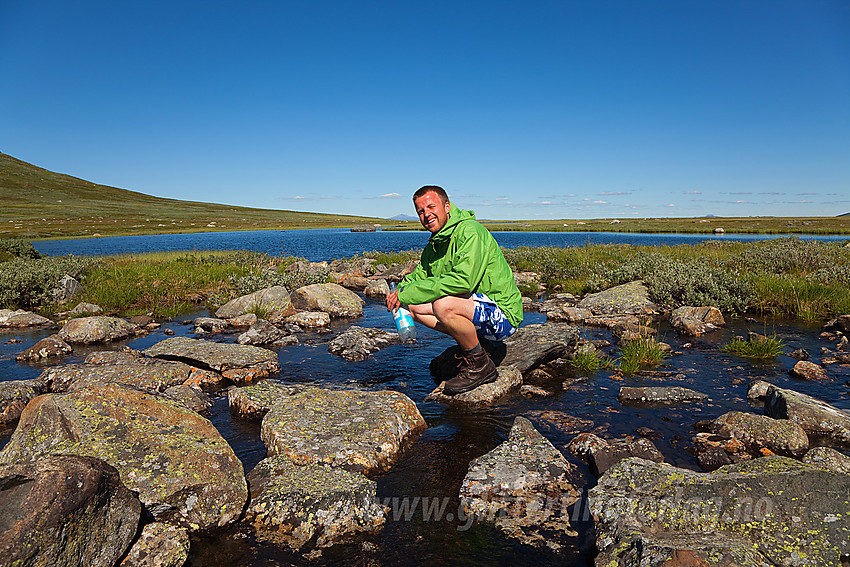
[414,191,451,234]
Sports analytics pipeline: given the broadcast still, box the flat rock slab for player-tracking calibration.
[328,326,399,361]
[618,386,708,407]
[41,356,194,394]
[669,305,726,336]
[261,387,426,474]
[0,454,141,567]
[0,378,45,426]
[0,383,248,532]
[0,308,52,328]
[144,337,280,384]
[765,385,850,447]
[245,456,385,550]
[59,316,137,344]
[576,280,659,316]
[119,522,190,567]
[228,380,307,419]
[15,334,72,361]
[291,283,364,318]
[501,323,579,372]
[425,365,522,407]
[459,416,580,548]
[710,411,809,458]
[589,456,850,567]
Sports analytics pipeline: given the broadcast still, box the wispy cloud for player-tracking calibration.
[599,191,630,196]
[684,190,702,195]
[280,194,338,202]
[377,192,401,199]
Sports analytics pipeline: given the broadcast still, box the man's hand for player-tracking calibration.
[386,288,400,312]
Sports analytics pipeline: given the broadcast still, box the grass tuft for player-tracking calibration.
[723,335,785,360]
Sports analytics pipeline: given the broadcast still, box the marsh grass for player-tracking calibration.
[723,334,785,360]
[570,350,605,373]
[616,337,669,374]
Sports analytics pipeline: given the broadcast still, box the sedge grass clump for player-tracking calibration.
[616,337,669,374]
[570,350,604,373]
[722,334,785,360]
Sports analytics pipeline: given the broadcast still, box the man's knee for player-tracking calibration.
[432,295,473,320]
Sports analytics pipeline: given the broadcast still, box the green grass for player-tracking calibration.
[570,350,604,373]
[616,337,669,374]
[0,152,409,239]
[722,335,785,360]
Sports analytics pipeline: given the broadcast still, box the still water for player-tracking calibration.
[33,228,849,260]
[4,230,850,565]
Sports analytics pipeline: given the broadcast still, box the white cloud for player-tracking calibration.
[666,203,675,207]
[379,193,401,199]
[684,190,701,195]
[599,191,630,196]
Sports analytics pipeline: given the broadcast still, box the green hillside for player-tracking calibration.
[0,152,408,239]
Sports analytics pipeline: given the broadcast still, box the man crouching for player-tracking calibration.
[386,185,523,395]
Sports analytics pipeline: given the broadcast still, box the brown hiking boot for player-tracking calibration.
[442,349,498,395]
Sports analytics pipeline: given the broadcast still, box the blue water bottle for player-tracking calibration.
[389,282,416,342]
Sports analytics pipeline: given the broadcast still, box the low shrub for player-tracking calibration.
[0,238,42,260]
[0,255,96,309]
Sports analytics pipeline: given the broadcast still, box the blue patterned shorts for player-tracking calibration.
[471,293,517,341]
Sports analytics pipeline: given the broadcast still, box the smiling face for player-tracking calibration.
[414,190,451,234]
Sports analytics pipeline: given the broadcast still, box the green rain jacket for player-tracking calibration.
[397,203,523,329]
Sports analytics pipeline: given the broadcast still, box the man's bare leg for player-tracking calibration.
[408,295,478,350]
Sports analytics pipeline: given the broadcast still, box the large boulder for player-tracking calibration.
[119,522,190,567]
[0,383,248,532]
[244,456,385,550]
[425,365,523,407]
[589,456,850,567]
[290,283,364,318]
[143,336,280,385]
[576,280,659,316]
[709,411,809,458]
[40,353,194,394]
[803,446,850,474]
[764,385,850,447]
[459,417,580,548]
[59,316,137,344]
[236,319,286,346]
[50,274,84,304]
[261,387,426,475]
[568,434,664,476]
[669,306,725,336]
[214,285,294,322]
[228,380,306,419]
[15,334,72,361]
[0,378,45,426]
[0,454,141,567]
[328,326,399,361]
[0,308,52,328]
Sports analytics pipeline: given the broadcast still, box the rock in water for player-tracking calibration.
[290,283,365,318]
[16,334,72,361]
[669,305,725,336]
[143,336,279,384]
[425,365,523,407]
[245,456,385,550]
[618,386,708,406]
[459,417,581,548]
[765,385,850,448]
[0,383,248,532]
[214,286,295,322]
[0,308,52,328]
[327,326,399,361]
[261,387,426,475]
[0,379,45,426]
[0,454,141,567]
[119,522,190,567]
[710,411,809,458]
[59,316,136,344]
[576,280,659,316]
[228,380,306,419]
[589,456,850,566]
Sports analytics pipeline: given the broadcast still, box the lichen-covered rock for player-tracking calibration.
[228,380,306,419]
[59,316,136,344]
[0,383,248,532]
[143,337,280,384]
[51,274,84,304]
[589,456,850,567]
[576,280,659,316]
[16,334,72,361]
[214,285,295,322]
[363,279,389,298]
[261,387,426,474]
[245,456,385,550]
[119,522,190,567]
[710,411,809,458]
[236,319,286,346]
[285,311,330,328]
[789,360,829,381]
[459,417,580,548]
[803,446,850,474]
[40,356,193,394]
[193,317,230,333]
[572,435,664,476]
[425,365,523,407]
[0,379,46,426]
[747,380,774,400]
[69,302,103,315]
[0,308,52,328]
[290,283,364,318]
[618,386,708,406]
[0,454,141,567]
[669,305,726,336]
[328,326,399,361]
[164,384,213,413]
[545,306,592,323]
[765,385,850,447]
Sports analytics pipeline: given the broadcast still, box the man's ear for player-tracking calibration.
[444,201,451,214]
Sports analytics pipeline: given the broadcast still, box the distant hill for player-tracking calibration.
[839,212,850,217]
[389,214,418,221]
[0,152,393,239]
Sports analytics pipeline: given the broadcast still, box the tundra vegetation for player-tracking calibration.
[0,237,848,322]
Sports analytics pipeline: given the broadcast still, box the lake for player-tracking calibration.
[33,228,849,261]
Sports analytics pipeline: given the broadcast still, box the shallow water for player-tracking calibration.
[2,299,849,566]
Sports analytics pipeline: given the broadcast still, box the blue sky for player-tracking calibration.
[1,0,848,220]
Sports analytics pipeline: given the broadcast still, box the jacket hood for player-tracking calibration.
[431,203,475,242]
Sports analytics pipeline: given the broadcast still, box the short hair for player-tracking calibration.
[413,185,448,204]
